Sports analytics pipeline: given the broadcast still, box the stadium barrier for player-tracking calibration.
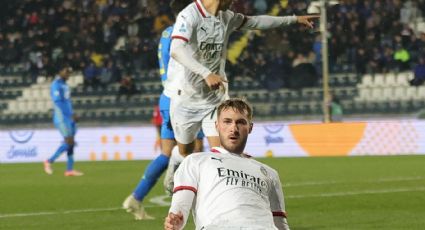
[1,120,425,163]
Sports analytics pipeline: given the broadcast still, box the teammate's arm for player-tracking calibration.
[171,10,226,90]
[159,29,172,77]
[238,15,318,30]
[170,38,226,90]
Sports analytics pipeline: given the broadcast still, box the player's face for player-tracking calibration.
[60,68,71,81]
[219,0,233,11]
[216,108,252,154]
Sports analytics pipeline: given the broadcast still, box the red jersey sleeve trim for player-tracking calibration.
[272,211,287,218]
[174,186,197,194]
[211,148,220,154]
[172,36,189,42]
[195,0,206,18]
[236,15,248,31]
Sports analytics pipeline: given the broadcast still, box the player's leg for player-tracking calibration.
[163,144,185,195]
[193,129,205,152]
[202,107,220,148]
[132,111,175,201]
[124,94,173,220]
[164,130,204,194]
[164,107,201,194]
[64,121,83,176]
[44,121,71,175]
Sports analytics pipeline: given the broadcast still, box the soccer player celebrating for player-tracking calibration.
[168,0,318,164]
[165,98,289,230]
[122,0,204,220]
[44,64,83,177]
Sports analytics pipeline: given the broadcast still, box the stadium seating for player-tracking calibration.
[2,68,425,126]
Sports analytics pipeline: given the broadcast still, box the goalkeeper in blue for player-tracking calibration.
[122,0,204,220]
[44,64,83,177]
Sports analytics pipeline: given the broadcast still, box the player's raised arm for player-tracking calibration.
[238,14,319,30]
[170,36,227,91]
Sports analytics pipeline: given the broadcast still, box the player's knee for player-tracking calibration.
[65,137,74,145]
[66,144,74,156]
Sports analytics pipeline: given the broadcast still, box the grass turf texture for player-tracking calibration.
[1,155,425,229]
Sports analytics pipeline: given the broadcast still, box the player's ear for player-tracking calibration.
[249,122,253,134]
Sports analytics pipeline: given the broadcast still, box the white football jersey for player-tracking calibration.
[173,147,287,229]
[171,0,246,109]
[163,57,185,98]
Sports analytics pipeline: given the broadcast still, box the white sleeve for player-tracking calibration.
[224,10,245,31]
[240,15,297,30]
[171,10,212,78]
[169,190,196,229]
[172,11,194,42]
[169,155,201,229]
[268,169,290,230]
[173,154,200,193]
[170,38,212,78]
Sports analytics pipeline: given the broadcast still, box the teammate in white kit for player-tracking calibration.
[164,98,290,230]
[169,0,318,157]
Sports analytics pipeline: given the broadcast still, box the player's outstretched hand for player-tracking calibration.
[296,15,319,29]
[205,73,227,91]
[164,211,184,230]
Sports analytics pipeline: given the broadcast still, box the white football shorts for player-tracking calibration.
[170,100,218,144]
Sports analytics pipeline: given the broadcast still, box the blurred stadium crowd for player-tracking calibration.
[1,0,425,125]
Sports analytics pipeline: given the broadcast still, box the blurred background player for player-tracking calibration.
[44,64,83,177]
[122,0,204,220]
[166,0,318,189]
[165,98,289,230]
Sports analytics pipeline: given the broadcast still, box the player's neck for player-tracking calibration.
[220,146,243,155]
[201,0,219,16]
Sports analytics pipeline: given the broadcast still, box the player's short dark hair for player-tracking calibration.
[170,0,192,17]
[217,98,253,122]
[58,62,73,73]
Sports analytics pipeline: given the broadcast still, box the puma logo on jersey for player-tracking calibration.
[211,157,223,162]
[200,26,207,33]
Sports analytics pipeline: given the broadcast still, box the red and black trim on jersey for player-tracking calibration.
[195,0,206,18]
[211,147,252,158]
[174,186,197,194]
[236,15,248,31]
[211,148,220,154]
[272,211,287,218]
[171,35,189,42]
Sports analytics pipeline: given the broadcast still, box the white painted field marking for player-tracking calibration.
[149,194,171,206]
[284,176,424,187]
[287,187,425,199]
[1,176,423,219]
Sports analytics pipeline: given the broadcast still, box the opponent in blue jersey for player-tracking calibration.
[44,64,83,177]
[122,0,204,220]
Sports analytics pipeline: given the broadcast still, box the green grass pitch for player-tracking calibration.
[1,155,425,229]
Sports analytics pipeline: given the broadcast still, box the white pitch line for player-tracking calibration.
[1,186,424,219]
[287,187,425,199]
[0,205,161,219]
[284,176,424,188]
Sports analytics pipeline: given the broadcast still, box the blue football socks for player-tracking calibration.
[133,154,170,201]
[66,145,74,171]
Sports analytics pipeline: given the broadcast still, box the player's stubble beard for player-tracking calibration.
[219,131,248,155]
